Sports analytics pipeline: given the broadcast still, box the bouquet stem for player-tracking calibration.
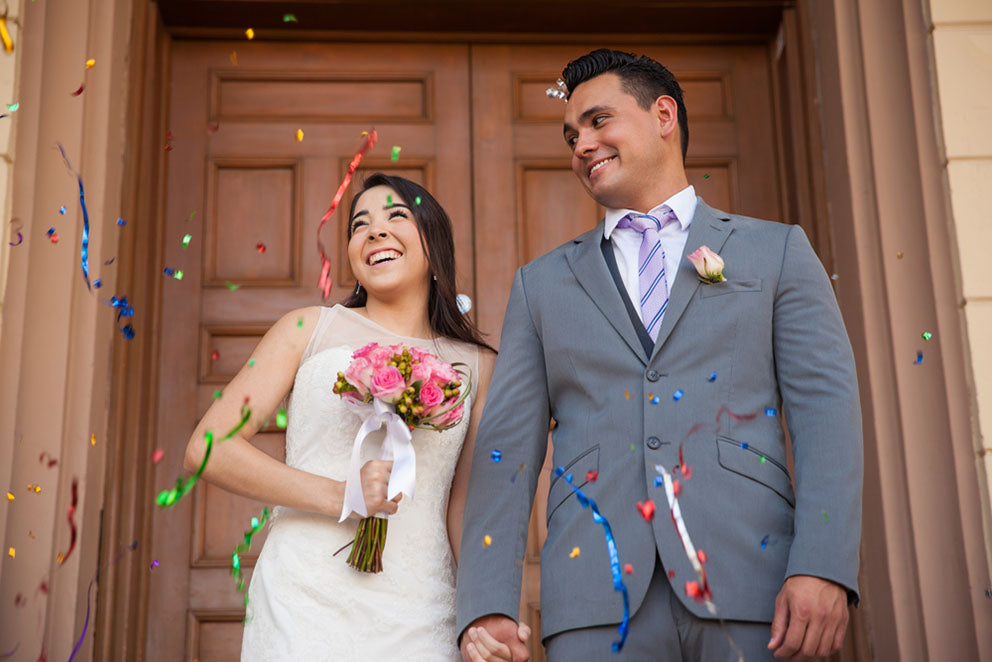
[346,516,389,573]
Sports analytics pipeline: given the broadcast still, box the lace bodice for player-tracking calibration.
[242,305,479,661]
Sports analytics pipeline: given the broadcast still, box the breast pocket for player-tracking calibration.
[699,279,763,299]
[546,445,600,525]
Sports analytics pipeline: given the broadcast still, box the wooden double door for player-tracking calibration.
[148,39,784,661]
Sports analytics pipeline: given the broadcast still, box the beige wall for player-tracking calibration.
[0,1,23,345]
[926,0,992,561]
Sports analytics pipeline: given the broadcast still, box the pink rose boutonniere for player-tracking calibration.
[687,245,726,284]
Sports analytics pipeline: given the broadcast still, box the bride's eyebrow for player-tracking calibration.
[350,209,369,222]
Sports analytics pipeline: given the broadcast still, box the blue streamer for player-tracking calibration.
[55,143,92,290]
[109,296,135,340]
[553,466,630,652]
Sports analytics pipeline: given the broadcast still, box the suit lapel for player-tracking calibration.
[649,200,733,363]
[566,224,649,364]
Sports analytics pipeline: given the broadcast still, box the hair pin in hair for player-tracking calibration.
[545,78,567,102]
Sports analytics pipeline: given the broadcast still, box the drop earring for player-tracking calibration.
[354,282,362,294]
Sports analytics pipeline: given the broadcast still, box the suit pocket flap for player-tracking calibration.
[716,437,794,507]
[546,445,600,525]
[699,278,763,298]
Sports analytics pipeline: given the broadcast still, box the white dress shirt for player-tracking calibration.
[604,185,697,324]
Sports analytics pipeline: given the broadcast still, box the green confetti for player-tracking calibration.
[282,13,297,22]
[391,145,401,161]
[224,281,241,290]
[922,331,933,341]
[414,196,421,206]
[759,456,766,464]
[181,233,192,248]
[232,506,270,610]
[173,269,184,280]
[6,103,18,112]
[296,317,304,328]
[821,509,829,522]
[386,194,393,207]
[276,407,287,429]
[213,389,223,399]
[703,173,710,179]
[248,358,256,366]
[630,443,636,452]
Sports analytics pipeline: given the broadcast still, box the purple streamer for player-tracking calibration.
[67,580,95,662]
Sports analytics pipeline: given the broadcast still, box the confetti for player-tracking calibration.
[297,317,304,328]
[414,196,421,206]
[156,403,251,507]
[85,58,95,69]
[150,559,159,569]
[90,434,96,447]
[553,467,629,652]
[653,476,663,487]
[92,280,101,289]
[316,130,377,298]
[703,173,710,180]
[672,479,681,496]
[47,227,59,243]
[276,407,287,428]
[650,395,660,405]
[256,242,266,253]
[117,217,126,226]
[27,484,40,493]
[230,51,238,66]
[39,452,58,468]
[831,273,839,281]
[6,103,17,112]
[624,563,633,574]
[708,372,717,382]
[248,359,256,366]
[225,281,241,290]
[56,144,96,290]
[295,129,304,142]
[624,388,631,400]
[673,389,684,401]
[6,547,12,558]
[491,449,502,463]
[570,546,580,558]
[456,293,472,314]
[7,217,22,246]
[71,84,85,96]
[0,15,12,54]
[109,296,136,340]
[586,470,598,483]
[182,233,191,248]
[232,507,270,608]
[668,569,675,579]
[245,28,255,40]
[759,456,766,464]
[391,146,401,161]
[821,509,829,522]
[922,331,933,341]
[483,535,492,547]
[173,270,184,280]
[283,13,298,22]
[386,194,393,207]
[739,442,749,449]
[152,449,164,464]
[636,500,656,522]
[760,534,769,549]
[6,492,12,502]
[896,251,904,259]
[57,478,80,565]
[211,350,220,362]
[914,351,923,365]
[655,463,714,611]
[765,407,776,417]
[164,130,174,152]
[66,581,94,662]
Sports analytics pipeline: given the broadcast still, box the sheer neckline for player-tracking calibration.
[332,304,437,342]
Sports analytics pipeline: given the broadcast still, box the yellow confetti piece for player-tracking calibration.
[85,58,96,69]
[569,546,580,558]
[7,547,14,558]
[896,251,904,259]
[230,51,238,66]
[482,535,492,547]
[27,484,41,493]
[295,129,304,142]
[245,28,255,40]
[0,17,12,54]
[624,388,630,400]
[90,433,96,446]
[56,552,64,563]
[6,492,13,502]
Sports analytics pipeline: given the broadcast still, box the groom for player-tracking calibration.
[457,49,862,661]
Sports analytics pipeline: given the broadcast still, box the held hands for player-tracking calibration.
[355,459,402,519]
[768,575,849,660]
[461,615,532,662]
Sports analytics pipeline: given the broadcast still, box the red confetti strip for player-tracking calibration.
[636,500,656,522]
[152,449,164,464]
[585,470,598,483]
[211,349,220,362]
[316,129,377,299]
[57,478,79,566]
[70,84,84,96]
[38,452,58,468]
[256,242,266,253]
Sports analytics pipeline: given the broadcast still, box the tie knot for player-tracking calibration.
[617,210,677,234]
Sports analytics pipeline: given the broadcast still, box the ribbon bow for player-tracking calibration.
[338,398,416,522]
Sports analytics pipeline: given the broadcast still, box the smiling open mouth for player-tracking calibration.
[367,249,402,265]
[589,156,616,176]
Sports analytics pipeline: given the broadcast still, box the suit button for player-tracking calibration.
[647,436,662,450]
[646,369,660,382]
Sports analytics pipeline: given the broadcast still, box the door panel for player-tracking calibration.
[469,43,784,662]
[148,41,472,661]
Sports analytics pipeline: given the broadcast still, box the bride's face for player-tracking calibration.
[347,185,431,299]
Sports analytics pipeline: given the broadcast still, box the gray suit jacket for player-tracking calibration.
[456,199,862,641]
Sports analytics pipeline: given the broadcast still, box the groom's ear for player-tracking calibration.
[654,95,679,141]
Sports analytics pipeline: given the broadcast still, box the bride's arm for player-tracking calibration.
[447,349,497,564]
[183,306,395,519]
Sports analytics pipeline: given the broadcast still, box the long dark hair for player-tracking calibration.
[342,173,495,353]
[562,48,689,163]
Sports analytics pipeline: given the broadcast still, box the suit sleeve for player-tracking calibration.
[455,268,552,636]
[773,225,863,602]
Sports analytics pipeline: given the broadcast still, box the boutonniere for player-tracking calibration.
[687,246,726,284]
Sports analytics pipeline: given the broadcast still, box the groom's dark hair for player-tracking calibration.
[344,173,495,353]
[562,48,689,162]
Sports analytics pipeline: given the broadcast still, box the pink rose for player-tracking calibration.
[344,357,373,398]
[368,345,395,369]
[352,342,379,361]
[431,361,459,385]
[417,381,445,410]
[431,400,465,428]
[410,361,433,385]
[370,365,407,402]
[686,245,726,283]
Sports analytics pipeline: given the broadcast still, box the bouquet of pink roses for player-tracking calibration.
[332,343,470,572]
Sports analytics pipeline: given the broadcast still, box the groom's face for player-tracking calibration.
[563,73,667,210]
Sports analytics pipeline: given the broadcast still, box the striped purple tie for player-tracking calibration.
[616,209,678,342]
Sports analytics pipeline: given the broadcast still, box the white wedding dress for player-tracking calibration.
[242,305,479,661]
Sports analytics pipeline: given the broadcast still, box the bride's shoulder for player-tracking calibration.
[268,306,324,346]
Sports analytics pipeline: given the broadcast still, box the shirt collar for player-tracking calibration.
[604,185,697,239]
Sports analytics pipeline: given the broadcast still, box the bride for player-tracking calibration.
[183,174,529,660]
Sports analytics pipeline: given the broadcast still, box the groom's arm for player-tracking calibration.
[769,225,863,657]
[455,268,551,640]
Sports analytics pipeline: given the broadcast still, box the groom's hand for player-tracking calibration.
[768,575,848,660]
[460,615,531,662]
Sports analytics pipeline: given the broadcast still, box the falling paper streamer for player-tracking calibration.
[57,478,79,566]
[55,143,94,290]
[66,580,95,661]
[7,217,21,246]
[0,13,13,54]
[553,467,629,652]
[232,507,270,609]
[316,129,377,299]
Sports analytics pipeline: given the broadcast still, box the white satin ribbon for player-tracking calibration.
[338,398,416,522]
